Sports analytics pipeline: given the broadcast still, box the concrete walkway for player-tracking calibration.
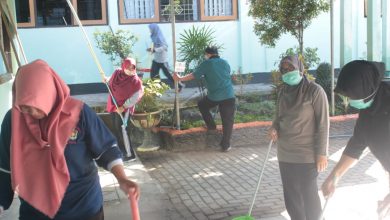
[2,129,389,220]
[2,84,389,220]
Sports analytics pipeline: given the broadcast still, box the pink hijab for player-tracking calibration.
[11,60,83,218]
[106,58,143,113]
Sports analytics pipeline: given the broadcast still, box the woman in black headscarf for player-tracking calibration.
[269,55,329,220]
[322,60,390,219]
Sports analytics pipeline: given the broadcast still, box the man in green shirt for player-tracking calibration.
[173,46,235,152]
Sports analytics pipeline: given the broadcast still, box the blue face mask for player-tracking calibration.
[282,70,303,86]
[349,98,374,109]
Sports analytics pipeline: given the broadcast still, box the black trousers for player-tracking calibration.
[197,97,235,148]
[110,112,135,159]
[19,203,104,220]
[279,162,322,220]
[150,61,183,89]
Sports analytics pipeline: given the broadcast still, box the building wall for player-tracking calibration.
[15,1,389,85]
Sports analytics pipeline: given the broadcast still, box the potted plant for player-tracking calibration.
[131,78,170,152]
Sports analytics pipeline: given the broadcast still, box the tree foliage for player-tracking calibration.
[249,0,329,53]
[94,29,138,65]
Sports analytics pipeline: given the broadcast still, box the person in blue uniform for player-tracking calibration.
[0,60,140,220]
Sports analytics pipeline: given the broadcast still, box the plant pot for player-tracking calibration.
[130,110,162,152]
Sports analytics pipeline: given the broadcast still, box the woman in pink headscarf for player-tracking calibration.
[0,60,140,220]
[106,57,144,161]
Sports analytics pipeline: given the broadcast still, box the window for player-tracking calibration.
[15,0,35,27]
[200,0,237,21]
[119,0,237,23]
[16,0,107,27]
[36,0,71,26]
[160,0,198,22]
[119,0,159,24]
[74,0,107,25]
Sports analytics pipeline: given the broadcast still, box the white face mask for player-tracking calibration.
[124,69,134,76]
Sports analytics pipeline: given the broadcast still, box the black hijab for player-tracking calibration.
[335,60,384,100]
[336,60,389,115]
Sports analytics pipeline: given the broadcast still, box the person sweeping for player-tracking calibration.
[0,60,140,220]
[269,55,329,220]
[105,57,143,161]
[321,60,390,219]
[147,23,184,91]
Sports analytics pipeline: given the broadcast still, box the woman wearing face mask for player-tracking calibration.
[147,23,184,91]
[173,46,235,152]
[106,58,143,161]
[321,60,390,219]
[269,55,329,220]
[0,60,139,219]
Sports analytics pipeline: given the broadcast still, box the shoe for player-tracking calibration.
[221,145,231,152]
[206,129,219,148]
[220,142,231,152]
[123,155,136,162]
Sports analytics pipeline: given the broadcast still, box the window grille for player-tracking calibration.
[204,0,232,16]
[123,0,155,19]
[160,0,198,22]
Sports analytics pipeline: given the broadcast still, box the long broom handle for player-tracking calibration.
[129,192,140,220]
[318,197,330,220]
[248,140,273,215]
[65,0,124,122]
[2,2,28,64]
[318,176,339,220]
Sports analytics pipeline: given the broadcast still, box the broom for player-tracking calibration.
[232,140,274,220]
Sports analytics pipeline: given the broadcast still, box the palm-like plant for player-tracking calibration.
[177,25,222,73]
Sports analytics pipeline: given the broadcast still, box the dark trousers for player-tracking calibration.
[19,203,104,220]
[150,61,182,89]
[279,162,322,220]
[197,97,235,148]
[110,112,135,159]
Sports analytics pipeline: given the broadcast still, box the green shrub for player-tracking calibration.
[315,62,332,101]
[94,29,138,65]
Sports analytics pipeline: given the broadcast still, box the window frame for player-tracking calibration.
[118,0,160,24]
[199,0,237,21]
[16,0,108,28]
[16,0,35,28]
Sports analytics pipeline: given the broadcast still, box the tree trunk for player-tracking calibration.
[299,26,304,55]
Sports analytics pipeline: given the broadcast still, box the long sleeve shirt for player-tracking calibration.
[273,79,329,163]
[343,81,390,171]
[0,105,123,219]
[153,45,168,63]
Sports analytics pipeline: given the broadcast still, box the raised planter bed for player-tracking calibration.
[98,112,358,152]
[157,114,358,151]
